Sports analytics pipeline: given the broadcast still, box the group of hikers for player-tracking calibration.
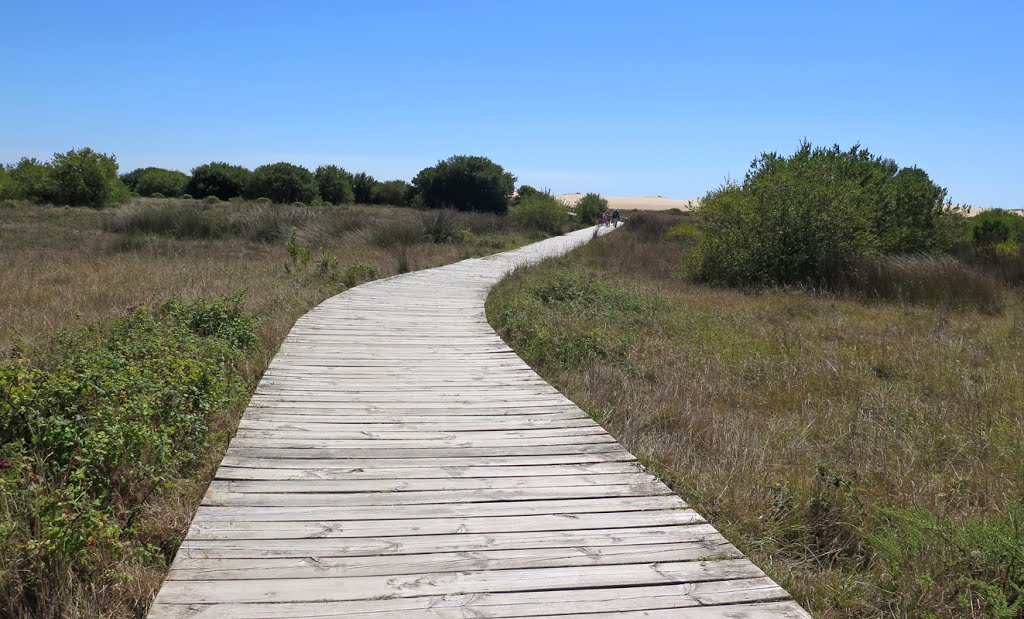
[599,209,621,228]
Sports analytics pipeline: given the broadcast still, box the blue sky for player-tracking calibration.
[2,1,1021,208]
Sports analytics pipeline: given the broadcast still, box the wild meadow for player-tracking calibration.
[0,190,565,617]
[488,145,1024,618]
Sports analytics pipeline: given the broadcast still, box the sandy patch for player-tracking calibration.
[557,193,700,212]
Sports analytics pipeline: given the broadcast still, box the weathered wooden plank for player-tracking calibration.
[174,524,731,559]
[214,461,641,480]
[148,579,788,618]
[191,495,687,522]
[167,541,740,580]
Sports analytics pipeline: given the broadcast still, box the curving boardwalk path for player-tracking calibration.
[149,225,809,618]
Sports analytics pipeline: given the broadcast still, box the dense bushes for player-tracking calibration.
[186,162,251,201]
[244,162,318,204]
[510,190,567,234]
[413,155,516,213]
[351,172,377,204]
[2,149,128,207]
[575,192,608,225]
[0,297,256,614]
[315,165,355,205]
[122,167,189,198]
[372,179,413,206]
[691,141,959,287]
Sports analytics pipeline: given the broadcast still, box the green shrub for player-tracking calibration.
[420,209,459,243]
[691,142,956,287]
[315,165,355,205]
[575,193,608,225]
[665,221,700,244]
[285,227,311,265]
[509,191,566,234]
[514,184,541,205]
[124,167,189,198]
[412,155,516,214]
[372,179,412,206]
[48,147,128,208]
[7,158,57,203]
[0,168,15,200]
[180,193,193,200]
[244,162,318,204]
[343,262,380,287]
[351,172,378,204]
[972,210,1024,246]
[0,297,255,612]
[186,162,251,201]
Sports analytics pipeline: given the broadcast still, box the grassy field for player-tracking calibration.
[0,197,548,618]
[487,215,1024,618]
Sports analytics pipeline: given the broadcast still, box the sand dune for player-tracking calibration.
[557,193,700,211]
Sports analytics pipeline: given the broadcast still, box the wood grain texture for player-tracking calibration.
[147,225,809,618]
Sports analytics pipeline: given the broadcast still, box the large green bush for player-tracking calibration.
[244,162,318,204]
[0,296,255,611]
[510,191,567,234]
[351,172,378,204]
[691,142,958,287]
[0,167,14,200]
[315,165,355,205]
[186,162,251,201]
[413,155,516,214]
[372,179,413,206]
[575,192,608,225]
[123,167,189,198]
[6,158,56,203]
[47,147,128,208]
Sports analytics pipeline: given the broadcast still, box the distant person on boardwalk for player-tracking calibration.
[612,210,620,228]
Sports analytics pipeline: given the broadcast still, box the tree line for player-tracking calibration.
[0,149,549,215]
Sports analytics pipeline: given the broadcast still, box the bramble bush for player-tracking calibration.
[0,296,256,614]
[413,155,516,214]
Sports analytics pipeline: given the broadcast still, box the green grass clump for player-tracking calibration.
[0,296,256,615]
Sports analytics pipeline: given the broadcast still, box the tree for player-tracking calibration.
[315,165,355,204]
[244,162,318,204]
[7,158,56,203]
[372,180,413,206]
[186,162,251,200]
[690,141,957,287]
[131,168,189,197]
[575,193,608,225]
[49,147,127,207]
[351,172,378,204]
[510,190,566,234]
[412,155,516,214]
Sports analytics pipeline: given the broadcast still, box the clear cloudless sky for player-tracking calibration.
[2,1,1021,208]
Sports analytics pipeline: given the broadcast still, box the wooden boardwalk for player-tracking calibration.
[149,226,809,618]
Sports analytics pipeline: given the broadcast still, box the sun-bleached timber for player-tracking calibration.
[148,225,809,618]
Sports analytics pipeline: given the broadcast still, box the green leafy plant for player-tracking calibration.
[412,155,516,214]
[285,226,311,265]
[315,165,355,205]
[509,190,567,234]
[575,192,608,225]
[186,162,251,201]
[244,162,318,204]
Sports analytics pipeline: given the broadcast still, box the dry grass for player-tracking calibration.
[488,221,1024,618]
[0,198,539,617]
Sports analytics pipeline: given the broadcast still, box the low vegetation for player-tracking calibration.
[0,196,564,617]
[488,211,1024,618]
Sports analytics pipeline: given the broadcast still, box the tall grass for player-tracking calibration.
[487,226,1024,618]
